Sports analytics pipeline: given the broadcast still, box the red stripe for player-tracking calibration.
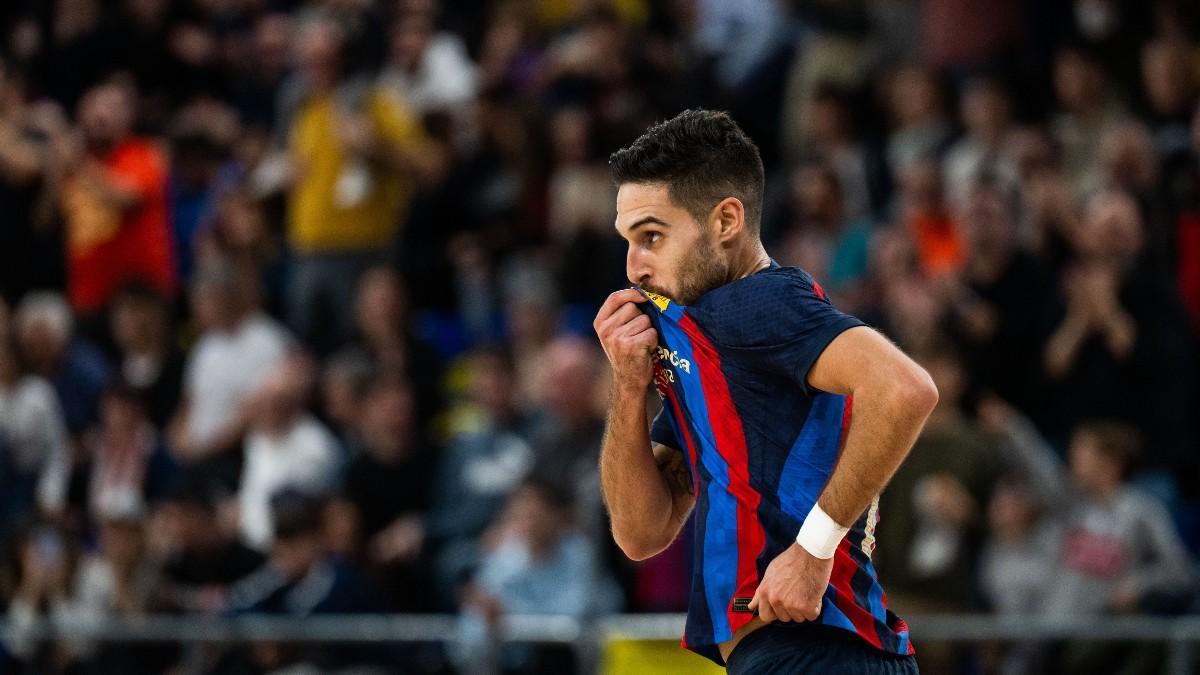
[662,383,700,495]
[813,279,827,300]
[678,313,765,635]
[828,538,883,649]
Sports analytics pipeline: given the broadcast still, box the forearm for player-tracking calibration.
[817,380,937,528]
[599,385,675,559]
[1044,314,1090,378]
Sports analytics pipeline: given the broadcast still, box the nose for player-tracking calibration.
[626,244,650,287]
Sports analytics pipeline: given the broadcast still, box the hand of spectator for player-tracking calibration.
[749,543,832,623]
[461,582,504,624]
[976,395,1018,434]
[337,113,375,155]
[1111,579,1141,613]
[370,515,425,564]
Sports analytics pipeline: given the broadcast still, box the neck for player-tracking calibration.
[730,241,772,282]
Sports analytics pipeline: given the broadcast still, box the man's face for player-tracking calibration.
[615,182,729,306]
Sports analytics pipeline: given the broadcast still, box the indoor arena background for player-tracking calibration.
[0,1,1199,674]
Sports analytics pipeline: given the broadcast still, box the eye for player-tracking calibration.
[644,231,662,246]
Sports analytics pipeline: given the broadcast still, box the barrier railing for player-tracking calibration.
[3,613,1197,674]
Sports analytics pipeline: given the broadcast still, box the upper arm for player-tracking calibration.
[807,325,938,406]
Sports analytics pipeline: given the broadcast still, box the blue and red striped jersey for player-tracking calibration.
[638,262,914,665]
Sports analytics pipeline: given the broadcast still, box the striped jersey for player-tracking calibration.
[638,262,915,665]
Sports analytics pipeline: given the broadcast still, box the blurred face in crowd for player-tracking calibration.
[1068,430,1123,497]
[617,182,731,306]
[390,13,434,70]
[295,20,342,89]
[111,292,165,354]
[255,14,293,79]
[961,80,1010,140]
[962,186,1012,253]
[79,83,134,150]
[541,338,599,422]
[1100,122,1158,190]
[355,267,407,343]
[1142,40,1195,117]
[505,485,568,553]
[15,315,67,375]
[791,164,841,227]
[1054,51,1104,114]
[254,360,309,434]
[550,107,591,165]
[889,67,941,128]
[469,351,515,418]
[359,382,415,462]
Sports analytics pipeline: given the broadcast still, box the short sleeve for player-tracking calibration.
[704,270,865,396]
[650,407,680,450]
[771,279,864,395]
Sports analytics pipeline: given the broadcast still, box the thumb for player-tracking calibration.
[748,585,761,612]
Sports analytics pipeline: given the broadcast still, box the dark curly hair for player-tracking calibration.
[608,109,765,232]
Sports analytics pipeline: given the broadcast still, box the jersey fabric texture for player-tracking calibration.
[639,262,915,666]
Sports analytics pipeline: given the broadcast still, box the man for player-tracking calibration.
[595,109,937,673]
[59,81,174,320]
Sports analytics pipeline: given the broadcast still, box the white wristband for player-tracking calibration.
[796,504,849,559]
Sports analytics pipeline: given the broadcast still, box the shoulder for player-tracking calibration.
[689,266,848,348]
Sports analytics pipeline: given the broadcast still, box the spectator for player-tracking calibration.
[775,162,873,309]
[898,157,966,278]
[1052,47,1128,198]
[107,282,184,430]
[885,66,952,177]
[942,76,1019,209]
[57,81,174,321]
[456,479,621,675]
[153,478,264,615]
[14,291,109,437]
[282,16,436,355]
[236,355,340,552]
[226,490,388,672]
[0,333,70,522]
[170,258,290,484]
[329,376,435,610]
[378,8,478,116]
[84,382,178,524]
[426,346,534,604]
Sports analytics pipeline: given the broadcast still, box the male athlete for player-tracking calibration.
[594,109,936,673]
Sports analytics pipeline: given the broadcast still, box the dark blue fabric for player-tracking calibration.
[726,622,920,675]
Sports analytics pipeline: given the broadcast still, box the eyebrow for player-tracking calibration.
[626,216,670,232]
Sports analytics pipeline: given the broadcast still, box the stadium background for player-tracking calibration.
[0,0,1199,673]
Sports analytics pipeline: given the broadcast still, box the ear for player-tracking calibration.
[712,197,746,244]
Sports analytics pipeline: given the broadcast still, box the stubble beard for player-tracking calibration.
[661,234,729,306]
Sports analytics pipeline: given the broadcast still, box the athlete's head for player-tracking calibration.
[609,109,764,305]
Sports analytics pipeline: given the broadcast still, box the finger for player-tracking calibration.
[596,303,644,338]
[626,327,658,349]
[757,597,777,624]
[595,289,648,325]
[773,601,794,623]
[748,587,760,613]
[612,314,652,339]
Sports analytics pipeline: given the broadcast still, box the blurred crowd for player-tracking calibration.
[0,0,1198,673]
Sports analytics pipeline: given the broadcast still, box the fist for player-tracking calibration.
[594,289,657,392]
[749,543,834,624]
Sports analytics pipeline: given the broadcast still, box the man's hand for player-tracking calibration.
[593,289,656,392]
[748,543,834,623]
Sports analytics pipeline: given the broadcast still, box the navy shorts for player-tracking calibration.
[725,622,920,674]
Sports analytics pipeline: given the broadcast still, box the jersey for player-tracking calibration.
[638,262,915,665]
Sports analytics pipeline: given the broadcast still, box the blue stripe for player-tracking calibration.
[658,312,736,643]
[863,559,888,625]
[777,393,845,520]
[896,629,910,655]
[818,587,858,633]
